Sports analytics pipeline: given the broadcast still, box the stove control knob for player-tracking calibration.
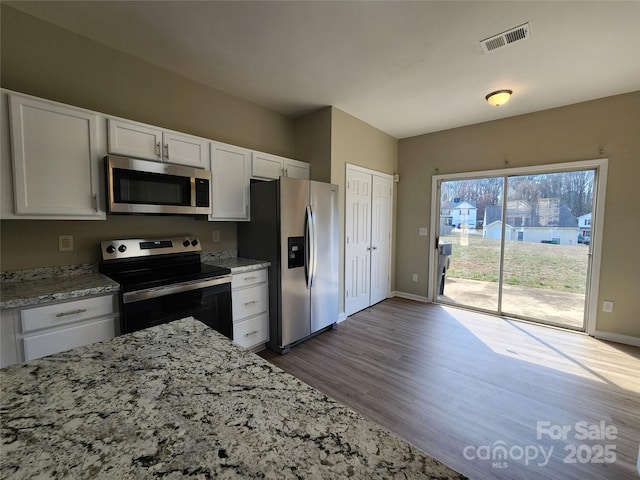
[118,244,127,253]
[191,239,199,247]
[183,240,191,247]
[106,245,116,254]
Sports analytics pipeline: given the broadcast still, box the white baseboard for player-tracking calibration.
[337,312,348,323]
[391,291,431,303]
[593,330,640,348]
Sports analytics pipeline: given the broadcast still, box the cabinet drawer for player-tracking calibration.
[21,295,115,334]
[232,269,267,289]
[233,314,268,349]
[23,316,116,361]
[232,284,267,321]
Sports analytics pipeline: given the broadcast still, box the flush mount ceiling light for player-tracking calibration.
[486,89,513,107]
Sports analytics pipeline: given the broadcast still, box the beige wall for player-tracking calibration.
[294,107,332,183]
[294,106,398,314]
[0,218,237,271]
[396,92,640,338]
[330,108,398,313]
[0,5,295,270]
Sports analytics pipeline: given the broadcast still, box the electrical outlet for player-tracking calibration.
[419,228,428,236]
[212,231,220,242]
[412,274,418,282]
[602,301,614,313]
[58,235,73,252]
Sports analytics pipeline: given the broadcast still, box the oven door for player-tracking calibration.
[120,276,232,339]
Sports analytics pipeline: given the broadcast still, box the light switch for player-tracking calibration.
[602,301,614,313]
[419,228,428,236]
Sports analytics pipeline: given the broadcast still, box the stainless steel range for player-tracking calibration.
[98,236,232,338]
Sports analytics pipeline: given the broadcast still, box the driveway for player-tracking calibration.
[439,277,585,329]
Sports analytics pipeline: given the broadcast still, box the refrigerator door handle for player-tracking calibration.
[305,205,317,288]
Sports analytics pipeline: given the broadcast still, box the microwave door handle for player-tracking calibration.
[190,177,196,207]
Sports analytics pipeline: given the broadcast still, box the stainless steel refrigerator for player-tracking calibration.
[238,177,339,353]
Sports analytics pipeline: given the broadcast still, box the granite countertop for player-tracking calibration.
[0,265,120,310]
[0,318,465,479]
[201,255,270,274]
[0,254,267,310]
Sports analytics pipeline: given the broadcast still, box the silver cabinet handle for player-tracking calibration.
[243,300,259,306]
[245,330,259,336]
[155,142,161,157]
[243,276,258,281]
[56,308,87,318]
[164,144,169,158]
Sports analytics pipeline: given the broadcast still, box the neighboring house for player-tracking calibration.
[577,213,592,236]
[483,199,580,245]
[440,200,477,229]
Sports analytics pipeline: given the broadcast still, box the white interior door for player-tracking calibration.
[370,174,392,305]
[345,165,393,316]
[345,168,372,316]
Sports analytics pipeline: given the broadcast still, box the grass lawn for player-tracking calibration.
[441,233,589,294]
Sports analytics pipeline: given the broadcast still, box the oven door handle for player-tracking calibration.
[122,275,231,304]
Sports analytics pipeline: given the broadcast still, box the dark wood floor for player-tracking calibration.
[259,297,640,480]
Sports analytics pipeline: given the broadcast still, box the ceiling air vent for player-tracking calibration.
[480,22,531,54]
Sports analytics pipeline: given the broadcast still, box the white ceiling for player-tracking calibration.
[7,1,640,139]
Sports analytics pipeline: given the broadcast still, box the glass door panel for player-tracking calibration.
[501,170,594,329]
[436,177,504,313]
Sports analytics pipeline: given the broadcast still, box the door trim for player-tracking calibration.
[429,158,608,336]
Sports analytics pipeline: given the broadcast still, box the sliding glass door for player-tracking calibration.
[435,166,597,331]
[436,176,503,313]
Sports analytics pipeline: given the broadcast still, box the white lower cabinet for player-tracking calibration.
[0,309,19,368]
[231,269,269,350]
[2,294,119,365]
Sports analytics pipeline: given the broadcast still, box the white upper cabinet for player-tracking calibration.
[107,118,162,161]
[209,142,251,221]
[284,158,311,179]
[108,118,209,168]
[163,131,209,168]
[251,151,310,180]
[6,93,105,219]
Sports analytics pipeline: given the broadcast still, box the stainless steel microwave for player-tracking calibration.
[106,155,211,215]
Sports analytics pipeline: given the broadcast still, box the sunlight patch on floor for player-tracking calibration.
[440,305,640,390]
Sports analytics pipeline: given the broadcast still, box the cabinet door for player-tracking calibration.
[9,95,103,218]
[1,92,14,219]
[108,118,162,161]
[23,317,116,361]
[233,313,269,349]
[209,142,251,221]
[0,309,19,368]
[163,131,209,168]
[251,151,283,179]
[284,158,310,179]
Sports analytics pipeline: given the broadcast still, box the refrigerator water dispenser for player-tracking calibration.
[287,236,305,268]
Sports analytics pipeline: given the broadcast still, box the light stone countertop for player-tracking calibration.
[201,255,270,274]
[0,254,267,310]
[0,317,466,480]
[0,271,120,310]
